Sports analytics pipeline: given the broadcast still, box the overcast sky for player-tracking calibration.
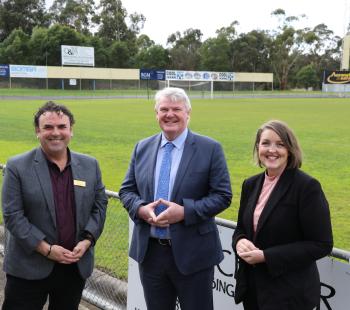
[120,0,349,46]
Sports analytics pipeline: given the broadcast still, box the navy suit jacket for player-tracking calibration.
[232,168,333,309]
[1,147,108,280]
[119,130,232,275]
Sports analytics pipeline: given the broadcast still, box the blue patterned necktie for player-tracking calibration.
[154,142,175,238]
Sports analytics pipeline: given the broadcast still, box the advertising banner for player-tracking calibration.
[10,65,47,78]
[127,221,350,310]
[323,70,350,84]
[61,45,95,67]
[0,64,9,77]
[140,69,165,80]
[165,70,234,81]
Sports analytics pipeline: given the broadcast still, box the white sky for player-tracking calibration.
[121,0,349,46]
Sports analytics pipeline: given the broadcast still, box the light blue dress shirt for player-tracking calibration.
[150,128,188,238]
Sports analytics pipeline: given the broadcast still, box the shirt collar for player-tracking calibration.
[41,147,72,171]
[161,128,188,150]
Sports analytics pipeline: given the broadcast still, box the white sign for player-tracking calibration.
[10,65,47,78]
[165,70,234,81]
[69,79,77,86]
[61,45,95,67]
[127,222,350,310]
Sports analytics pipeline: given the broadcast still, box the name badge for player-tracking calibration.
[74,179,86,187]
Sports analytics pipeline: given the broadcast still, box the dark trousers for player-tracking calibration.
[139,238,214,310]
[2,263,85,310]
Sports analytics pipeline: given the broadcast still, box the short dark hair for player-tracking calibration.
[253,120,303,169]
[34,101,75,128]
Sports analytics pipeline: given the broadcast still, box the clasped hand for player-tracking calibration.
[138,199,184,227]
[236,238,265,265]
[37,239,91,264]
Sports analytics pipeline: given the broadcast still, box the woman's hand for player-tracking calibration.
[236,238,265,264]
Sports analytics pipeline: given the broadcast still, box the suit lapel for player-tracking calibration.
[171,131,196,200]
[71,152,83,222]
[245,173,264,239]
[147,134,162,200]
[255,169,295,237]
[33,148,57,228]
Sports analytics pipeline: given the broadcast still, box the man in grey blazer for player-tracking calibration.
[1,101,107,310]
[119,87,232,310]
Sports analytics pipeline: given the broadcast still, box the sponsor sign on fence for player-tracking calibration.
[323,70,350,84]
[0,64,9,77]
[10,65,47,78]
[140,69,165,80]
[165,70,235,81]
[127,221,350,310]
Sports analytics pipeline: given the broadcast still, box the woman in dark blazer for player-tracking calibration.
[232,120,333,310]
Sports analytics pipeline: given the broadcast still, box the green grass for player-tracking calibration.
[1,96,349,278]
[0,87,335,98]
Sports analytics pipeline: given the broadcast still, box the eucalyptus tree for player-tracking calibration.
[268,9,308,89]
[167,28,203,70]
[49,0,96,34]
[231,30,272,72]
[199,36,232,71]
[134,44,170,69]
[0,0,49,41]
[199,21,239,71]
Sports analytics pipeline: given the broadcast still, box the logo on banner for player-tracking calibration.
[324,71,350,84]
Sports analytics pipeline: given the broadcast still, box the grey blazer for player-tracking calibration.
[119,130,232,275]
[1,147,108,280]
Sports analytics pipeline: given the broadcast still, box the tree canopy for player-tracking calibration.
[0,1,342,89]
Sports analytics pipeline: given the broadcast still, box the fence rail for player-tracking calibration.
[0,164,349,310]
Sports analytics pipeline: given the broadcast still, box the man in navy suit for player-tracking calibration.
[119,87,232,310]
[1,101,107,309]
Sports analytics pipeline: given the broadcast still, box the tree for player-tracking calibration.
[167,28,203,70]
[0,28,30,64]
[199,36,231,71]
[0,0,49,41]
[231,30,272,72]
[50,0,96,34]
[107,40,131,68]
[268,9,308,89]
[295,64,319,89]
[134,45,170,69]
[28,26,49,65]
[94,0,145,42]
[136,34,155,50]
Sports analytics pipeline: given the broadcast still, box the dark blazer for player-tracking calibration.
[1,147,108,280]
[119,130,232,275]
[232,168,333,310]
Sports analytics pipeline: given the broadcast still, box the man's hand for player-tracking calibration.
[155,199,184,225]
[137,201,159,224]
[36,241,79,264]
[70,240,91,259]
[50,245,80,264]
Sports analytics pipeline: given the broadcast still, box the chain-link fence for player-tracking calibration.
[82,193,128,310]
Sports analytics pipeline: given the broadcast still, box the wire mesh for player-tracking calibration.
[83,197,128,310]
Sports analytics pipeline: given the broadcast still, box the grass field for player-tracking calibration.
[0,95,349,276]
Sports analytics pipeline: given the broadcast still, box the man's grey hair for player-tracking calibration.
[154,87,192,111]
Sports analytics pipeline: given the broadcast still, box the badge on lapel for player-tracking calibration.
[74,179,86,187]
